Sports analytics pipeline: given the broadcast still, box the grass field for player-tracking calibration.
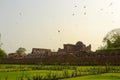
[0,70,45,80]
[1,71,120,80]
[0,70,62,80]
[64,73,120,80]
[0,64,120,80]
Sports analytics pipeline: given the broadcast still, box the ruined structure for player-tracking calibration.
[7,41,91,59]
[8,53,26,59]
[58,41,91,54]
[4,41,120,65]
[26,48,51,58]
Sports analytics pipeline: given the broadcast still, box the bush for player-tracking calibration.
[96,47,120,52]
[0,48,7,58]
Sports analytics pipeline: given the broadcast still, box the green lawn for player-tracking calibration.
[0,70,48,80]
[64,73,120,80]
[1,64,120,80]
[0,70,65,80]
[1,71,120,80]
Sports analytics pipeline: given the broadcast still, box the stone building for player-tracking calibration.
[8,53,26,59]
[58,41,91,54]
[7,41,91,60]
[64,44,75,53]
[26,48,51,58]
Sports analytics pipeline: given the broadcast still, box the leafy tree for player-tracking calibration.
[16,47,26,54]
[0,48,7,58]
[103,28,120,49]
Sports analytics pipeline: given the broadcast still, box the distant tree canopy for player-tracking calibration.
[103,28,120,50]
[16,47,26,54]
[0,48,7,58]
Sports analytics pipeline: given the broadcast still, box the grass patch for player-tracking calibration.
[64,73,120,80]
[0,64,120,80]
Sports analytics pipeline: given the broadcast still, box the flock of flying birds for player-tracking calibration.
[17,1,116,40]
[59,1,115,37]
[72,5,86,16]
[72,1,114,16]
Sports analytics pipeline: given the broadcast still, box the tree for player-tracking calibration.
[16,47,26,54]
[103,28,120,49]
[0,48,7,58]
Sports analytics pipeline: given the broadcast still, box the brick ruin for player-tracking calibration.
[58,41,91,54]
[26,48,51,58]
[7,41,91,59]
[1,41,120,65]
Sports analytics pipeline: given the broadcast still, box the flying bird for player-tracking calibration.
[58,30,60,33]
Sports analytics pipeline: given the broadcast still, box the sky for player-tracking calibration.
[0,0,120,53]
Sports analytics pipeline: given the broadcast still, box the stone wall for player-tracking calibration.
[1,50,120,65]
[3,41,120,65]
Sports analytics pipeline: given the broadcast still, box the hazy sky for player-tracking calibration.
[0,0,120,53]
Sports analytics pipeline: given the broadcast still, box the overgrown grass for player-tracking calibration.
[64,73,120,80]
[0,64,77,72]
[0,64,120,80]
